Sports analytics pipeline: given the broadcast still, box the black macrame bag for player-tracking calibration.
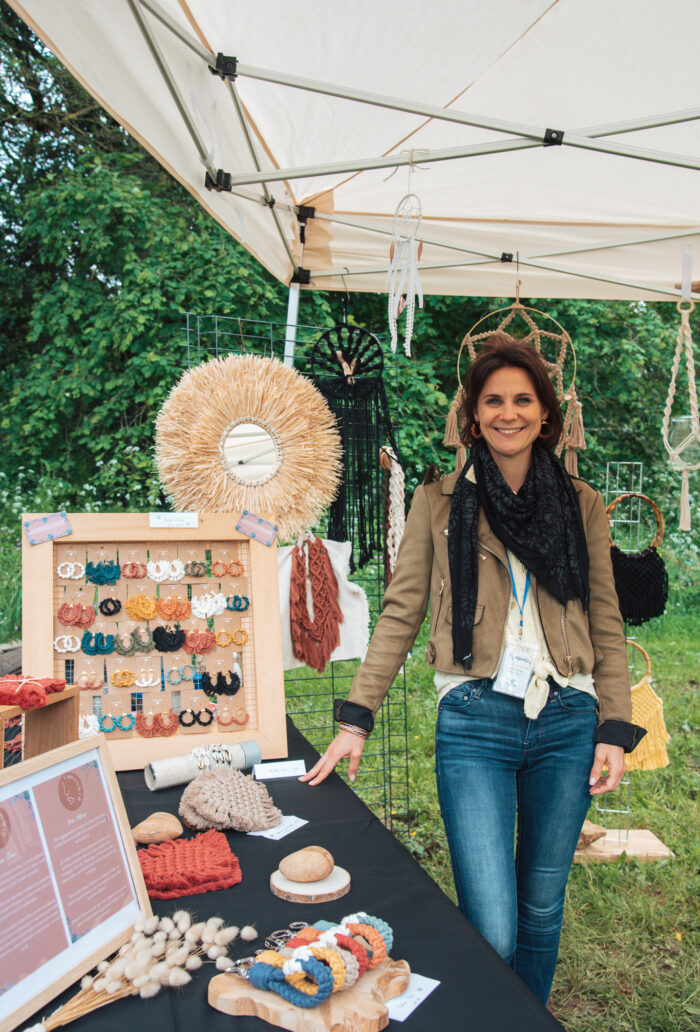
[607,493,669,626]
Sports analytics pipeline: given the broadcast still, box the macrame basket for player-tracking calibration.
[606,492,669,626]
[444,300,585,474]
[624,639,670,772]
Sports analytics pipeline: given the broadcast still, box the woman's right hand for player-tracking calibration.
[298,730,366,786]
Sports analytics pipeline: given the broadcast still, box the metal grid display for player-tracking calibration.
[183,313,410,832]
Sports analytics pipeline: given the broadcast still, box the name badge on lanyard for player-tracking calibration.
[492,554,537,700]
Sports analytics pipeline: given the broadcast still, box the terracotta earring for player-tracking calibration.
[471,422,482,439]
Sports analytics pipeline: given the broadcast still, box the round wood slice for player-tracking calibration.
[270,864,351,903]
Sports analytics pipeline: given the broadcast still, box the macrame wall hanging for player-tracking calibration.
[661,301,700,530]
[310,322,401,569]
[606,492,669,626]
[155,354,342,540]
[443,292,585,475]
[386,193,424,357]
[289,531,343,673]
[380,445,406,583]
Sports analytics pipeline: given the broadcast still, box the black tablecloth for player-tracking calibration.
[35,719,563,1032]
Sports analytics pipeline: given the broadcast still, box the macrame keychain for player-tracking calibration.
[444,284,585,474]
[661,300,700,530]
[289,532,343,673]
[386,193,424,357]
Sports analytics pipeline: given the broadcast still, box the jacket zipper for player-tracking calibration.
[533,585,573,678]
[561,608,573,676]
[432,577,445,636]
[477,543,511,677]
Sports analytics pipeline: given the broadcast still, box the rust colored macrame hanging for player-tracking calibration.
[290,534,343,673]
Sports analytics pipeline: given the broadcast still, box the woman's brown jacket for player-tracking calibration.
[346,471,637,741]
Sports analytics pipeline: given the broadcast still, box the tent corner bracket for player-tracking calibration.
[291,267,311,285]
[543,128,564,146]
[205,169,232,192]
[209,53,238,81]
[500,252,513,262]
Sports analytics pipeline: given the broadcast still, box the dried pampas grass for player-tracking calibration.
[155,355,342,540]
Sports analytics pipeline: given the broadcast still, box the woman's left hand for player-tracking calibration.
[588,743,625,795]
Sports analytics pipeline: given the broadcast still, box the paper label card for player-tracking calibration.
[253,760,306,780]
[247,815,308,840]
[386,972,441,1021]
[23,512,72,546]
[148,512,199,528]
[235,511,278,546]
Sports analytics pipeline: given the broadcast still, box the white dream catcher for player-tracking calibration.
[386,192,424,356]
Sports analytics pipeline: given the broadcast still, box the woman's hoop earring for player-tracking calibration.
[539,419,549,438]
[471,423,482,439]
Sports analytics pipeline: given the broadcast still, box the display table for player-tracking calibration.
[27,719,563,1032]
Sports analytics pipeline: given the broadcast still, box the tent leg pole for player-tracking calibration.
[283,284,300,367]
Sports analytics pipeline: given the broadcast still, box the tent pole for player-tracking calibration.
[135,0,213,63]
[126,0,218,180]
[283,284,301,367]
[579,107,700,138]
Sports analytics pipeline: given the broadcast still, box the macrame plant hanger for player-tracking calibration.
[661,298,700,531]
[444,279,585,475]
[310,288,401,569]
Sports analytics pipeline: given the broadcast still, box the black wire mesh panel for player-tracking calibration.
[182,314,409,832]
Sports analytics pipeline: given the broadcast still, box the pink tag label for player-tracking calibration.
[235,510,278,546]
[23,512,72,546]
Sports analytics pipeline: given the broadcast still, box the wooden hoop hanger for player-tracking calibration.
[605,493,665,550]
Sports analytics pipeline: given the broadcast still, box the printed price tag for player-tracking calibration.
[148,512,199,528]
[247,815,308,840]
[386,973,441,1021]
[253,759,306,780]
[23,513,72,546]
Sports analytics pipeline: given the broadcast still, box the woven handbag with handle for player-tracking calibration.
[624,639,670,772]
[606,493,669,626]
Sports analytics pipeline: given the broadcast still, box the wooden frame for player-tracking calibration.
[0,736,151,1032]
[22,513,288,769]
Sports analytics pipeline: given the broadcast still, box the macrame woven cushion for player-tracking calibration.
[179,769,282,833]
[0,675,66,710]
[137,829,242,899]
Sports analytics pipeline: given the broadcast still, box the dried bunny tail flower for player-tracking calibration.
[125,955,151,980]
[209,917,225,929]
[159,917,175,933]
[132,974,151,989]
[153,931,168,944]
[185,955,203,971]
[168,927,181,940]
[97,961,109,972]
[175,912,192,933]
[80,975,94,990]
[185,922,206,943]
[206,945,226,960]
[104,980,122,995]
[171,910,188,924]
[149,962,169,981]
[134,913,147,933]
[107,959,126,980]
[168,968,192,987]
[168,946,190,967]
[241,926,257,942]
[214,927,239,946]
[215,956,234,971]
[144,916,159,935]
[92,977,108,993]
[139,982,162,999]
[119,943,132,956]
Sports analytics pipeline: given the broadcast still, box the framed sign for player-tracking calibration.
[21,512,288,769]
[0,736,150,1032]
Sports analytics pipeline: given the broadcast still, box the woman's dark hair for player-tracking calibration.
[459,333,563,450]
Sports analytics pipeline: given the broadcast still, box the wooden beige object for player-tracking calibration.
[0,684,79,769]
[209,957,411,1032]
[270,865,351,904]
[21,513,287,770]
[574,828,673,863]
[131,811,183,843]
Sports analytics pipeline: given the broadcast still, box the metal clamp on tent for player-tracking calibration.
[291,268,311,285]
[297,205,316,245]
[500,253,514,263]
[543,128,565,146]
[205,169,233,192]
[209,53,238,81]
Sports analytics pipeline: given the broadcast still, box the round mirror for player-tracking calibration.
[219,418,283,486]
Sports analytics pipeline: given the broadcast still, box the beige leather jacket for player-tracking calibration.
[348,470,632,728]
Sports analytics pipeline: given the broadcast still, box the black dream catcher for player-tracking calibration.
[310,322,401,569]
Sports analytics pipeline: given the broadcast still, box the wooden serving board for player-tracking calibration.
[209,957,411,1032]
[269,865,351,903]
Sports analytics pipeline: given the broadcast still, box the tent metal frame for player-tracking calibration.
[131,0,700,299]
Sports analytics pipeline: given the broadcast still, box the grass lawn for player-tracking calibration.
[399,610,700,1032]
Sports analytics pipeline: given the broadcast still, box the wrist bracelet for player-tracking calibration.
[338,722,369,739]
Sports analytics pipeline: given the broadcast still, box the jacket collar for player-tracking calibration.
[440,461,583,495]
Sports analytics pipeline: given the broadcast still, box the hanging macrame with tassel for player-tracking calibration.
[310,322,401,569]
[289,532,343,674]
[661,301,700,531]
[386,193,424,357]
[443,294,584,475]
[379,445,406,583]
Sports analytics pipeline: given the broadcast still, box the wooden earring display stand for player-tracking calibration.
[21,513,287,770]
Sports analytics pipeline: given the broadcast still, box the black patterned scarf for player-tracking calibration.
[448,439,590,668]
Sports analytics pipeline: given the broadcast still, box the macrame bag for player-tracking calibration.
[606,493,669,626]
[624,640,670,772]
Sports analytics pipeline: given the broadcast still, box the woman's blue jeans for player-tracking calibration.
[435,677,596,1004]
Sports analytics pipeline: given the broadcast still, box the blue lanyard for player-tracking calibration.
[506,552,530,634]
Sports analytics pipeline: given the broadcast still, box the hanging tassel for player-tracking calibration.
[564,447,579,477]
[443,387,463,447]
[567,398,587,451]
[625,683,671,772]
[455,445,467,473]
[680,468,691,531]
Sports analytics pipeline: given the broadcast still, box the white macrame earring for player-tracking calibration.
[386,193,423,357]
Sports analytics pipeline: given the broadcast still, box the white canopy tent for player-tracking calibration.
[9,0,700,303]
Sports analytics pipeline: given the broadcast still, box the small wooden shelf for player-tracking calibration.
[0,684,79,768]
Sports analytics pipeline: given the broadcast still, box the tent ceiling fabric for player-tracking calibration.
[10,0,700,299]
